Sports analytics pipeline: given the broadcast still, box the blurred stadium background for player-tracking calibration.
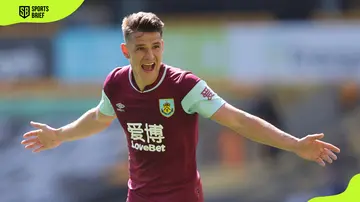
[1,0,360,202]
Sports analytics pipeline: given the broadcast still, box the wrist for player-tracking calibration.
[54,127,64,142]
[288,137,301,153]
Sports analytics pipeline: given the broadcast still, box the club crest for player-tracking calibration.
[159,98,175,118]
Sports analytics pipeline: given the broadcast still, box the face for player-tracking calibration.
[121,32,164,86]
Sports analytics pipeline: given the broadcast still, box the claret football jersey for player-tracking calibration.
[98,64,226,202]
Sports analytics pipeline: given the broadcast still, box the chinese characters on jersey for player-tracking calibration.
[127,123,166,152]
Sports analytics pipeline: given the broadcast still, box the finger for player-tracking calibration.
[321,154,333,164]
[25,142,42,149]
[21,138,39,145]
[327,144,341,153]
[316,158,326,167]
[308,133,324,140]
[318,141,341,153]
[30,121,47,130]
[23,130,41,138]
[325,148,337,160]
[33,146,45,153]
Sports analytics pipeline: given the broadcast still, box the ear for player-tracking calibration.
[121,43,130,59]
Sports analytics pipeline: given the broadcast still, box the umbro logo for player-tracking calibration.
[116,103,125,112]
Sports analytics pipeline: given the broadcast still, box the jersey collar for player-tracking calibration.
[128,64,167,93]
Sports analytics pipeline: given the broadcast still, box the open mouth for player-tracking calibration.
[141,63,155,72]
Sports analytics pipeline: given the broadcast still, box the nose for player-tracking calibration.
[144,49,155,60]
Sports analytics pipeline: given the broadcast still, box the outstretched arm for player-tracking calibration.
[55,106,116,142]
[22,90,117,152]
[57,68,119,142]
[211,103,340,166]
[211,103,298,152]
[180,73,340,166]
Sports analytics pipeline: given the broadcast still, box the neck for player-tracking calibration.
[133,72,157,92]
[133,75,146,91]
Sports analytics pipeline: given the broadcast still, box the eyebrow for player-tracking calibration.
[135,42,161,47]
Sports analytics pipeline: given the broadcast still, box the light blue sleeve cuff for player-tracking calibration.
[181,80,226,118]
[98,90,115,116]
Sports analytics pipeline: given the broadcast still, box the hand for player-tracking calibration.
[21,121,62,153]
[294,133,340,167]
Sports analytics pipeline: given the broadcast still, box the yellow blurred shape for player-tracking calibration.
[309,174,360,202]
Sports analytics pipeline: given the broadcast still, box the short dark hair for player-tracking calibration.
[122,12,164,41]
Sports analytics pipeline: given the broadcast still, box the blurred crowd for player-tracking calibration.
[1,1,360,202]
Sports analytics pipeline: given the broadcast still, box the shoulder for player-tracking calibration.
[165,64,201,91]
[103,65,130,87]
[103,65,130,96]
[104,65,130,85]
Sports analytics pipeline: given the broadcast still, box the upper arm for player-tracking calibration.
[181,74,226,118]
[179,73,246,128]
[210,103,245,130]
[95,107,116,125]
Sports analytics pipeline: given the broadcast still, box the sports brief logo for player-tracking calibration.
[19,6,50,19]
[159,98,175,118]
[19,6,30,19]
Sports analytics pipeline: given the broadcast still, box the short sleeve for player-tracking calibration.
[181,78,226,118]
[98,90,115,116]
[97,68,118,116]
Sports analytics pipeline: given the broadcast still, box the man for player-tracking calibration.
[21,12,340,202]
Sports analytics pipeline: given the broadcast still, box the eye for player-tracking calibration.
[153,45,160,49]
[136,47,145,51]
